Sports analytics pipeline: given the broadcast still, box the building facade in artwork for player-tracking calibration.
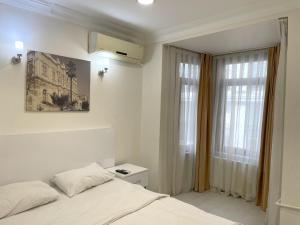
[26,51,89,111]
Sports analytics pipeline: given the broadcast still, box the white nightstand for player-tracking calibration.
[107,163,149,188]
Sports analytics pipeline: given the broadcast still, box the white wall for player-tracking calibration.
[0,4,143,163]
[139,13,300,216]
[279,10,300,225]
[2,5,300,209]
[139,43,163,191]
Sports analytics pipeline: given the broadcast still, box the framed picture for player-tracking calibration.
[26,50,90,112]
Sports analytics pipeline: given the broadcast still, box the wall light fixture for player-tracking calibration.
[98,58,110,78]
[11,41,24,65]
[98,68,108,77]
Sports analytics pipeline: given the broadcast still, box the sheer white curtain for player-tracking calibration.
[211,50,268,200]
[159,46,200,195]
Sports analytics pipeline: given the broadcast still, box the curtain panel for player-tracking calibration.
[256,45,281,211]
[159,46,200,195]
[211,50,268,201]
[194,54,213,193]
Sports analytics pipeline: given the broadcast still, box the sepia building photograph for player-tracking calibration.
[26,51,90,112]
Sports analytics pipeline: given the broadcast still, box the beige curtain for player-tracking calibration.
[256,45,281,211]
[194,54,213,192]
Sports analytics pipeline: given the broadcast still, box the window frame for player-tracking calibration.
[214,60,267,164]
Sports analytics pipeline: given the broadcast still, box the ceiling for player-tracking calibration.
[1,0,298,43]
[170,20,281,55]
[52,0,291,33]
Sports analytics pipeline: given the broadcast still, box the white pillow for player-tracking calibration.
[52,163,113,197]
[0,181,59,219]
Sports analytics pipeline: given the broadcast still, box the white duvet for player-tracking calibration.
[0,179,241,225]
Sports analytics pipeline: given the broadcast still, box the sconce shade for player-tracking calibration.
[12,41,24,64]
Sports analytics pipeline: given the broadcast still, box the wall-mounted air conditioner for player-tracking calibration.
[88,32,144,64]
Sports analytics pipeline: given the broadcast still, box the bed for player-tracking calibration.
[0,128,241,225]
[0,178,240,225]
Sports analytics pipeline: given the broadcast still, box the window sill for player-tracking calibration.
[212,156,258,166]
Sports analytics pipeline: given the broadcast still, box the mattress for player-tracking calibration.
[0,178,241,225]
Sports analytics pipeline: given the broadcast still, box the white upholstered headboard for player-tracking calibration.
[0,127,115,186]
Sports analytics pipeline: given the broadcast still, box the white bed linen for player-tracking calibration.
[0,179,241,225]
[52,163,113,197]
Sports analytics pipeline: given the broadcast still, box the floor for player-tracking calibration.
[175,191,266,225]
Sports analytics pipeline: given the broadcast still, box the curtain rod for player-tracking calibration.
[167,44,279,58]
[213,45,279,57]
[278,17,288,20]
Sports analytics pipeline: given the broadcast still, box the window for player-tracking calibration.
[57,71,61,84]
[42,89,47,102]
[27,60,33,76]
[42,63,47,77]
[213,51,268,165]
[52,69,56,82]
[179,62,199,153]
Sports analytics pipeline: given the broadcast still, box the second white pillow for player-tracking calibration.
[52,163,113,197]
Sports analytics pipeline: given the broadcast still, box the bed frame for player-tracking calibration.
[0,127,115,186]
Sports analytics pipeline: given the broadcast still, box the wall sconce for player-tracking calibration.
[98,67,108,77]
[98,58,110,78]
[11,41,24,65]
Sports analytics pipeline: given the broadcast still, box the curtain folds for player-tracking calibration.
[211,50,268,201]
[266,18,288,225]
[256,45,281,211]
[159,46,200,195]
[194,54,213,193]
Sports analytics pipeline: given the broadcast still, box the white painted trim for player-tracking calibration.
[147,0,300,44]
[276,199,300,211]
[1,0,300,45]
[0,0,145,44]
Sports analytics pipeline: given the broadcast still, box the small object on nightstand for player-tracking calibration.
[115,169,130,175]
[107,163,149,188]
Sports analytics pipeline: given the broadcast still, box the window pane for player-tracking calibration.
[179,62,199,154]
[214,54,267,164]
